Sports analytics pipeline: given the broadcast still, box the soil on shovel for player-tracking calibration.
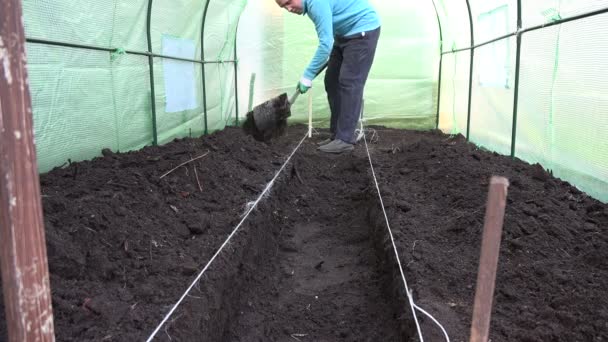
[0,125,606,342]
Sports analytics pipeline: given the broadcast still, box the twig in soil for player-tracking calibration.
[187,294,204,300]
[84,226,97,233]
[412,240,420,253]
[100,239,113,248]
[159,151,210,179]
[164,313,183,341]
[274,226,286,257]
[123,266,127,288]
[193,162,203,192]
[292,161,304,184]
[291,333,308,341]
[164,327,172,341]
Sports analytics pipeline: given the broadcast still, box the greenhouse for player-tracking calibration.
[0,0,607,341]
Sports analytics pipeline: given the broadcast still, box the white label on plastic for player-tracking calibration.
[162,35,198,113]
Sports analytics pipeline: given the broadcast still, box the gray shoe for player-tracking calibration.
[317,138,333,146]
[318,139,354,153]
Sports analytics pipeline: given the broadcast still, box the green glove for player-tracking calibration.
[297,77,312,94]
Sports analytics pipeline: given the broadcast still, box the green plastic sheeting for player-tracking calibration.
[24,0,246,172]
[437,1,608,202]
[19,0,608,202]
[25,0,152,171]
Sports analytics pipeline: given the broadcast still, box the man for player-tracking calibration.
[276,0,381,153]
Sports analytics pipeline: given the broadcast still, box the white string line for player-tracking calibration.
[362,129,450,342]
[145,133,308,342]
[413,303,450,342]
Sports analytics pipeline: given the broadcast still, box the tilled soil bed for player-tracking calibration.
[0,125,606,341]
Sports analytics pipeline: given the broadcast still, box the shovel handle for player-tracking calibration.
[289,62,327,106]
[289,90,300,105]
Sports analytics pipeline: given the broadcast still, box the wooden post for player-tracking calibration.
[0,0,56,341]
[470,176,509,342]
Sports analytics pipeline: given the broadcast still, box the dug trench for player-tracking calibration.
[0,125,606,341]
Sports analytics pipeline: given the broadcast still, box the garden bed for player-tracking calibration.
[0,125,606,341]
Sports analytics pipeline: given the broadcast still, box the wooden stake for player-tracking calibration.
[0,0,55,340]
[470,176,509,342]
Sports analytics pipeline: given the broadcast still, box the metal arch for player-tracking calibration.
[431,0,444,130]
[465,0,474,140]
[510,0,523,158]
[146,0,158,146]
[201,0,212,135]
[234,19,241,126]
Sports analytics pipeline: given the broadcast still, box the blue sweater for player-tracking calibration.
[302,0,380,81]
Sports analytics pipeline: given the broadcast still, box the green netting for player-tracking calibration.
[522,0,608,28]
[468,37,517,156]
[470,0,517,43]
[437,51,471,135]
[23,1,149,51]
[151,0,204,59]
[23,0,246,171]
[436,0,471,51]
[516,14,608,202]
[438,53,455,131]
[151,0,205,143]
[27,43,152,171]
[204,0,247,131]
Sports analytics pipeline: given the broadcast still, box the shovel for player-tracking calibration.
[243,64,327,142]
[242,89,301,142]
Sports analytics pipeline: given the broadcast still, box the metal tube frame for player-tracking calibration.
[201,0,212,135]
[26,38,235,65]
[233,21,240,126]
[441,6,608,56]
[465,0,474,140]
[146,0,158,146]
[431,0,443,130]
[510,0,522,158]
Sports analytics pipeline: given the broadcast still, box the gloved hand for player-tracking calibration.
[297,77,312,94]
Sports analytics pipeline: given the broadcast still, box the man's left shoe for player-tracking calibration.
[318,139,354,153]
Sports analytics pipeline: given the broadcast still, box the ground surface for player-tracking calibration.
[0,125,606,341]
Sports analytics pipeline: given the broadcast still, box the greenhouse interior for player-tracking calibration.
[0,0,607,341]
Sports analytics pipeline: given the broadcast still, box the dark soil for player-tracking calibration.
[365,128,608,341]
[0,125,606,341]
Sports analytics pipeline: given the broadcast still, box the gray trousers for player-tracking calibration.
[325,27,380,144]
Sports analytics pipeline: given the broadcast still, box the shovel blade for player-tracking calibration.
[242,93,292,142]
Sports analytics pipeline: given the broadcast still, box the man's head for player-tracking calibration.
[275,0,304,15]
